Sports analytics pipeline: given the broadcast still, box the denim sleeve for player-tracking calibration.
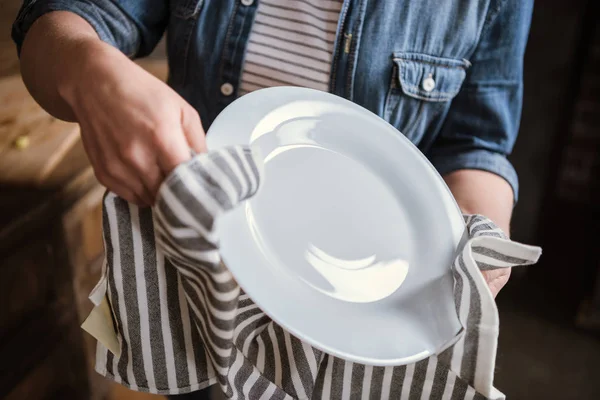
[12,0,168,58]
[426,0,534,203]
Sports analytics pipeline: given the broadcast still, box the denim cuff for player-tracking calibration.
[12,0,138,57]
[428,149,519,204]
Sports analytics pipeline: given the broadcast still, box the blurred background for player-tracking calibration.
[0,0,598,399]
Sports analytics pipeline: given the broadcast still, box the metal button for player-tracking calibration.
[422,75,436,92]
[241,0,254,6]
[220,82,234,96]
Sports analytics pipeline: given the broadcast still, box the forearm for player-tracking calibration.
[443,169,513,236]
[20,11,105,121]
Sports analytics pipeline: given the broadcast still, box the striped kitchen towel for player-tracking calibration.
[86,146,541,399]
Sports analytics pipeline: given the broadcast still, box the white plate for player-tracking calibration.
[207,87,466,366]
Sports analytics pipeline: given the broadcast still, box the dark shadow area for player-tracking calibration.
[500,0,600,397]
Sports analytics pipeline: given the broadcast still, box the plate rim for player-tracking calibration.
[208,87,466,366]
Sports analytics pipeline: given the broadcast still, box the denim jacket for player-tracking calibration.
[12,0,533,201]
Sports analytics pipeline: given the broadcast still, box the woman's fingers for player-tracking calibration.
[119,141,165,203]
[97,156,153,206]
[181,104,207,154]
[156,124,192,176]
[94,170,146,206]
[481,268,511,298]
[65,52,204,203]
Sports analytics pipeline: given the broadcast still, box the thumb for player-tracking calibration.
[156,104,203,175]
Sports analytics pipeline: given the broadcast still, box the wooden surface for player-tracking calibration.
[0,59,168,188]
[0,59,168,249]
[0,74,81,186]
[0,0,21,79]
[0,59,167,187]
[0,232,89,398]
[0,68,169,400]
[0,3,170,395]
[0,239,55,336]
[0,167,167,400]
[4,323,89,399]
[0,168,98,257]
[62,186,108,400]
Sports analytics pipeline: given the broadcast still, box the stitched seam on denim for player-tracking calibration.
[461,0,508,63]
[19,3,137,57]
[393,52,471,68]
[384,85,432,140]
[180,16,200,85]
[460,81,521,94]
[401,82,460,98]
[14,0,36,32]
[393,57,469,70]
[231,7,251,85]
[346,0,367,100]
[400,74,461,97]
[403,98,427,140]
[329,0,350,93]
[432,154,514,174]
[346,34,355,99]
[383,64,400,121]
[383,89,396,123]
[383,85,394,122]
[483,0,508,27]
[173,0,205,19]
[218,2,241,85]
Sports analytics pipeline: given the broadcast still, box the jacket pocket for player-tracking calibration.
[384,52,470,144]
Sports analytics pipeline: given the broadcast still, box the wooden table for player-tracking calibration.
[0,61,168,400]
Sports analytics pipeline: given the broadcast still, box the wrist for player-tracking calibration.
[56,39,117,112]
[443,170,513,237]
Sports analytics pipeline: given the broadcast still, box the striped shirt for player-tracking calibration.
[86,146,542,399]
[239,0,343,96]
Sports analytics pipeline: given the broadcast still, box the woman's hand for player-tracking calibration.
[20,11,205,207]
[61,42,205,206]
[444,169,514,297]
[480,268,511,298]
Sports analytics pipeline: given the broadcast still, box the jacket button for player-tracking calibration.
[221,83,234,96]
[241,0,254,6]
[422,75,436,92]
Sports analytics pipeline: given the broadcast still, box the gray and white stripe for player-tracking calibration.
[239,0,343,96]
[92,146,541,399]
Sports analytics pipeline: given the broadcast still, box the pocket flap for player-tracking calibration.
[393,52,470,102]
